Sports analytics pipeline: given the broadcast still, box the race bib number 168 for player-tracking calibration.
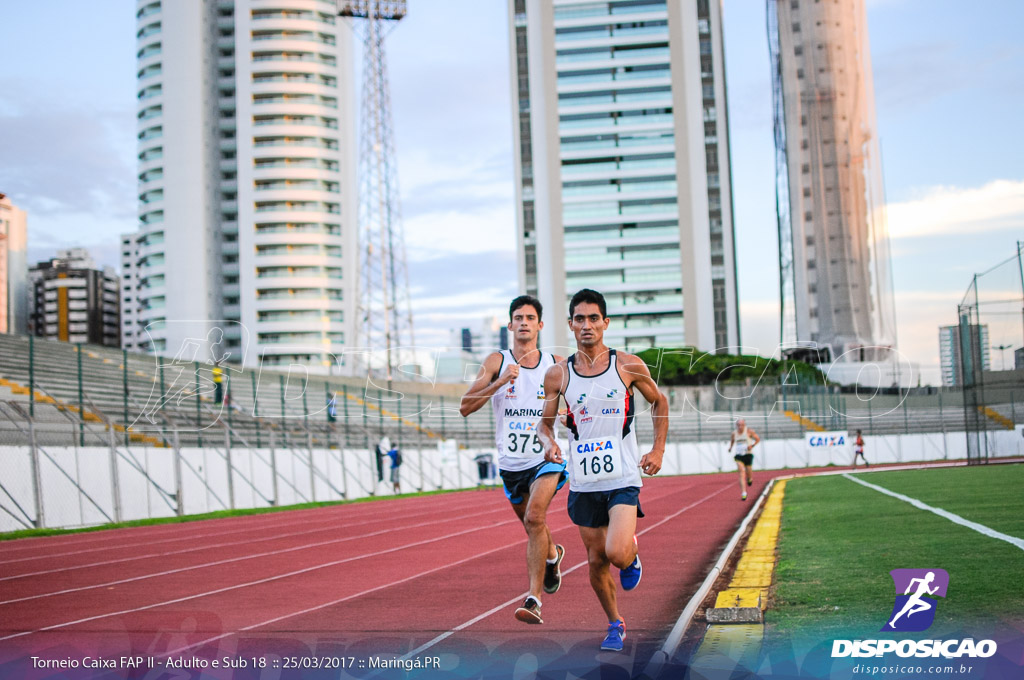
[573,437,623,483]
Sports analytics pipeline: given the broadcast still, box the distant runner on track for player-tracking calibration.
[538,288,668,652]
[728,419,760,501]
[460,295,567,625]
[852,429,869,467]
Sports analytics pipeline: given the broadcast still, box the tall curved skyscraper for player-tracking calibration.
[123,0,357,372]
[769,0,896,363]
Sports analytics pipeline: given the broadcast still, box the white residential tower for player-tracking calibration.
[124,0,357,371]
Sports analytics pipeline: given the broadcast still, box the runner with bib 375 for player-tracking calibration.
[538,288,668,652]
[460,295,567,626]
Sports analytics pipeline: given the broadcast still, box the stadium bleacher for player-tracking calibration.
[0,334,1016,453]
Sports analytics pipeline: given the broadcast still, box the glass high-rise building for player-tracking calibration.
[123,0,357,371]
[938,324,989,387]
[769,0,896,362]
[509,0,740,352]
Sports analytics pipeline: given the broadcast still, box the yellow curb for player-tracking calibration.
[705,479,787,622]
[714,587,763,609]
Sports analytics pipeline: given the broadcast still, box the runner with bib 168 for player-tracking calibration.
[538,288,668,652]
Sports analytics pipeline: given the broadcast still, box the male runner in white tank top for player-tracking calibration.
[538,288,669,652]
[460,295,567,625]
[727,418,761,500]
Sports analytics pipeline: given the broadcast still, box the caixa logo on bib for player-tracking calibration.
[832,568,997,659]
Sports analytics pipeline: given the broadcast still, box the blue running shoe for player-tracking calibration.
[619,536,642,591]
[601,619,626,651]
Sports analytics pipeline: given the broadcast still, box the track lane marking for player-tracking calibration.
[0,518,517,641]
[399,481,734,661]
[148,481,708,656]
[161,537,532,657]
[0,500,410,554]
[3,480,709,649]
[0,506,508,605]
[0,494,492,566]
[0,497,500,582]
[844,473,1024,551]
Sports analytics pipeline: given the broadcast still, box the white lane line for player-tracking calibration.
[0,490,490,558]
[165,480,709,659]
[0,497,495,582]
[0,501,397,555]
[0,494,489,566]
[399,481,734,661]
[161,534,534,658]
[0,506,506,605]
[0,518,517,642]
[843,473,1024,551]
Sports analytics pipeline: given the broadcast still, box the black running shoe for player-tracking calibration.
[514,596,543,624]
[543,544,565,594]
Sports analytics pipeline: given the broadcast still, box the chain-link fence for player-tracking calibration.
[2,329,1022,532]
[958,242,1024,464]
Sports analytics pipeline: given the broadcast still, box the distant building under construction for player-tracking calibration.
[769,0,896,363]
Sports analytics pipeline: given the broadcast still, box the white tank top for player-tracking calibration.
[563,349,642,492]
[491,349,557,472]
[733,428,752,455]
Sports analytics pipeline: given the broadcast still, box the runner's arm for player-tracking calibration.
[459,352,515,417]
[619,353,668,475]
[749,428,761,449]
[539,363,567,464]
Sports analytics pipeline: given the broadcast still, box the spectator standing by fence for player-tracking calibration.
[386,445,403,493]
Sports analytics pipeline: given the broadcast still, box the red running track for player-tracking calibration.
[0,470,788,678]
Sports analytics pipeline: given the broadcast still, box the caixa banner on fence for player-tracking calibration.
[805,430,850,465]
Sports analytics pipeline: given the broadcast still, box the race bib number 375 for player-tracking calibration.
[572,437,623,483]
[505,418,543,458]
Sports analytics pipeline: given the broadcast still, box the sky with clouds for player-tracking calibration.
[1,0,1022,385]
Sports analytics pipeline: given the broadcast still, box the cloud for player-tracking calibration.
[0,80,135,220]
[0,77,136,268]
[404,202,516,260]
[406,249,517,351]
[890,290,959,386]
[399,148,513,212]
[884,179,1024,240]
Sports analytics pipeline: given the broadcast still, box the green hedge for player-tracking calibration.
[635,347,827,386]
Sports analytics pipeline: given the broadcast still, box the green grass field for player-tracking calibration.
[769,464,1024,637]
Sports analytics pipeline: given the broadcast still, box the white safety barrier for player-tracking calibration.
[1,429,1020,532]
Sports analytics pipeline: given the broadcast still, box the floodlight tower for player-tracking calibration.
[339,1,415,383]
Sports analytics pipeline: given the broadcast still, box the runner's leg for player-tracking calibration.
[604,502,638,569]
[579,525,620,623]
[522,473,560,599]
